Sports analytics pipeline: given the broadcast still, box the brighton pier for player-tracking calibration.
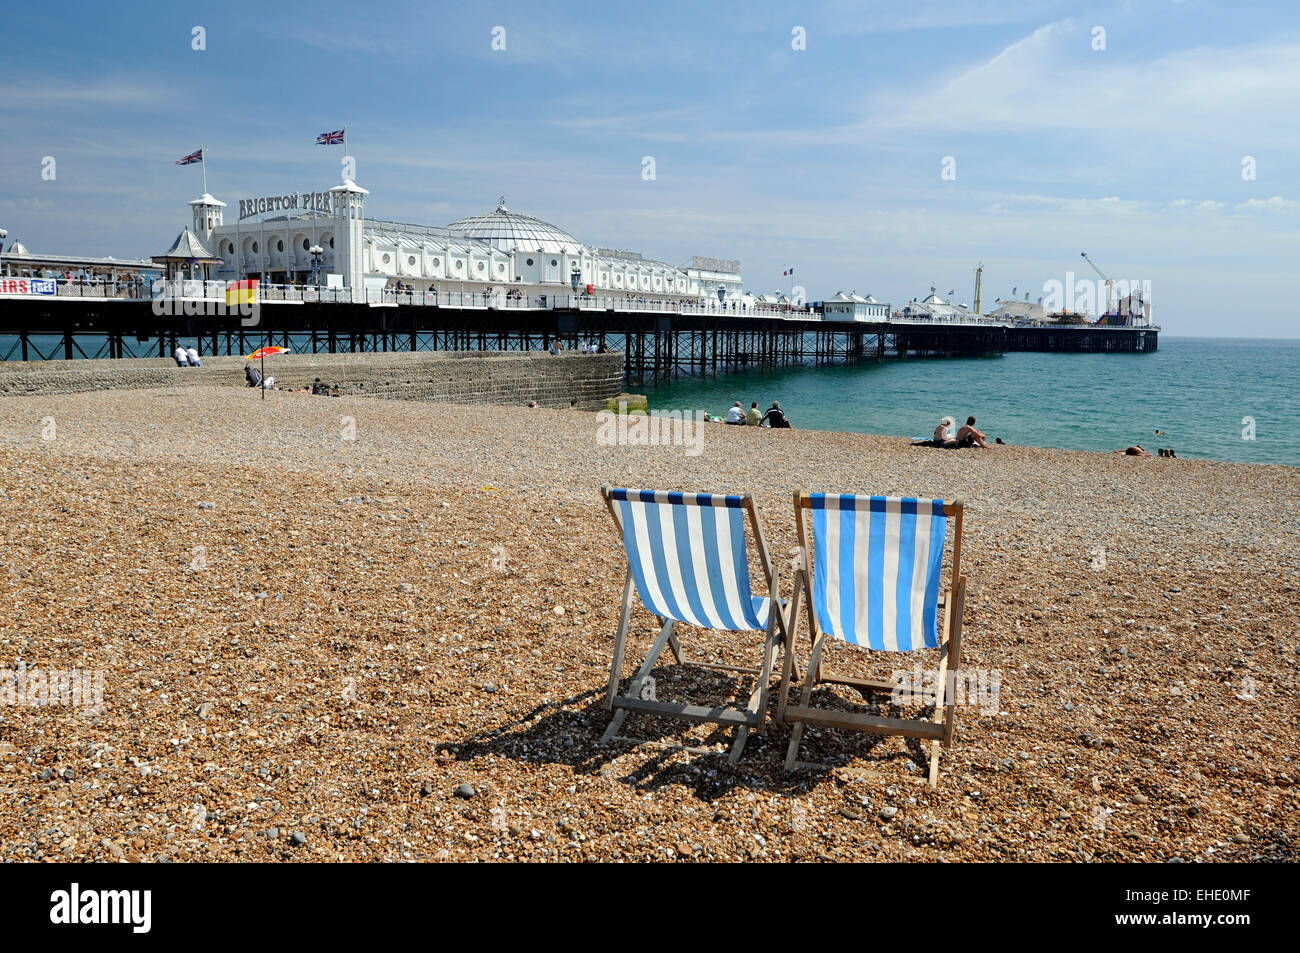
[0,179,1157,384]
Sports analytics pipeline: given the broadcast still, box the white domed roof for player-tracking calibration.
[7,241,29,256]
[446,197,584,255]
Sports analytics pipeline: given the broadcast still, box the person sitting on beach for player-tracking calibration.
[746,401,762,426]
[185,346,201,367]
[725,401,746,425]
[933,416,957,447]
[1115,445,1153,456]
[956,416,989,448]
[243,364,275,389]
[762,401,792,428]
[174,345,189,367]
[311,377,327,395]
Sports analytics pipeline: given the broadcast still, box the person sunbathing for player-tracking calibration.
[1115,445,1153,456]
[933,416,957,447]
[956,416,989,448]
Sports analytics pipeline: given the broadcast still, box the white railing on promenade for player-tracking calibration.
[10,279,1155,329]
[887,314,1012,328]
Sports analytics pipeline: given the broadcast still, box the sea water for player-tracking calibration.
[647,337,1299,467]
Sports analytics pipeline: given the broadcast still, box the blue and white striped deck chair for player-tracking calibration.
[599,486,789,762]
[778,491,968,787]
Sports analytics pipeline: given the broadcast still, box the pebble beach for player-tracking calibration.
[0,385,1296,862]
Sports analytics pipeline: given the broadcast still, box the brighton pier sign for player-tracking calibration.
[238,190,333,221]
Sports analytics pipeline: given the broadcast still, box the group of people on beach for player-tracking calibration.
[716,400,792,428]
[549,340,608,355]
[924,415,994,448]
[242,365,339,396]
[173,345,202,367]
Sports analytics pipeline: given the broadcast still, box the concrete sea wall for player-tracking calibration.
[0,351,625,410]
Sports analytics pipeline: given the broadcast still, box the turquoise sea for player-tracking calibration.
[646,337,1299,467]
[2,334,1295,466]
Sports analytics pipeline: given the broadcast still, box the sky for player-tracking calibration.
[1,0,1298,337]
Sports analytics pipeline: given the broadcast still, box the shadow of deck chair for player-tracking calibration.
[599,485,790,763]
[778,492,968,788]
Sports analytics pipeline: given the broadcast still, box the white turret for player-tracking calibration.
[329,178,368,291]
[189,193,226,247]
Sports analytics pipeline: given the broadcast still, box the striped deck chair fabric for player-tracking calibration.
[599,486,789,762]
[807,494,948,651]
[780,490,967,786]
[609,488,774,631]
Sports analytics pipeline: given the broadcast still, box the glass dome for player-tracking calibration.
[445,197,585,255]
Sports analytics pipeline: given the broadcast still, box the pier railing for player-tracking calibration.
[9,278,1155,329]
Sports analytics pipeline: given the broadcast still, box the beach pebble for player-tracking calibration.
[2,385,1294,865]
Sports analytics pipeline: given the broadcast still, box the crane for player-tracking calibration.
[1080,251,1114,315]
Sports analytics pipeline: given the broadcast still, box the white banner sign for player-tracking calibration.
[0,277,56,296]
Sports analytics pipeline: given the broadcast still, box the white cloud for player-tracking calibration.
[868,21,1300,151]
[1236,196,1293,211]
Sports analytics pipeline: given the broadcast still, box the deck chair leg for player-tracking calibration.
[777,569,806,723]
[601,617,676,746]
[605,571,635,712]
[600,707,630,744]
[784,635,826,771]
[728,726,750,763]
[928,740,942,789]
[750,592,785,736]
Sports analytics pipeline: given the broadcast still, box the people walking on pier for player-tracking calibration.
[746,401,762,426]
[725,401,746,425]
[956,416,989,448]
[762,401,792,428]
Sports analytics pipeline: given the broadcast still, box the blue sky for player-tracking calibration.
[2,0,1298,336]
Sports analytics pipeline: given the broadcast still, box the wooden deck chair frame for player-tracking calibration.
[599,485,792,763]
[778,491,967,788]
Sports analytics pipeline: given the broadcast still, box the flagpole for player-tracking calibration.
[201,145,207,195]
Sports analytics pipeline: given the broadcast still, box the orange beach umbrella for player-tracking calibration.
[245,345,290,400]
[246,345,290,361]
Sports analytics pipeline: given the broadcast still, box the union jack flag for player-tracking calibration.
[176,149,203,165]
[316,129,345,145]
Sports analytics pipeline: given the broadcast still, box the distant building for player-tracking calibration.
[899,287,973,321]
[821,291,889,322]
[193,186,742,301]
[986,298,1048,322]
[683,256,744,303]
[0,241,160,282]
